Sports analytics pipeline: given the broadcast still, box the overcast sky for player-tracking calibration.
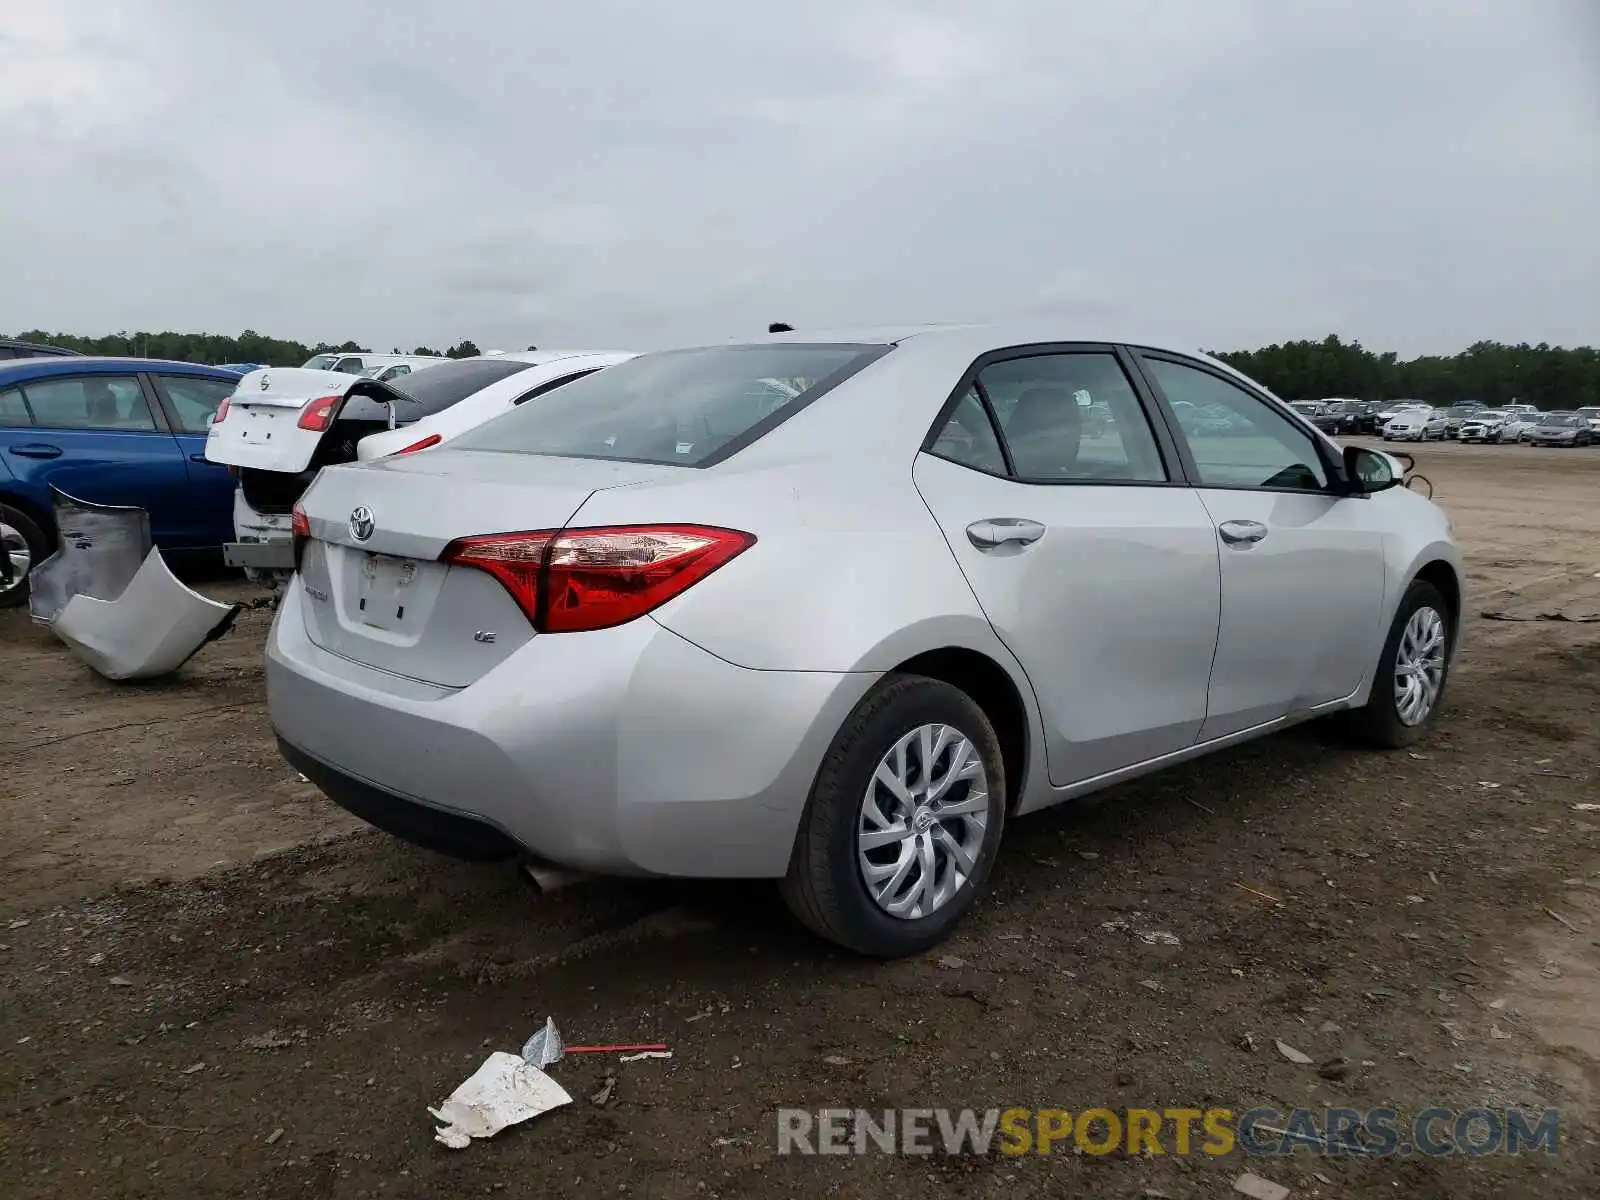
[3,1,1596,355]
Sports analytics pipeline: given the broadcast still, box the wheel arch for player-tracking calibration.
[0,488,56,548]
[882,644,1037,815]
[1412,557,1462,633]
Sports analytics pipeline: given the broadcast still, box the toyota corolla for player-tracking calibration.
[268,325,1463,956]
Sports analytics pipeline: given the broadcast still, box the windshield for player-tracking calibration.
[450,343,887,467]
[385,357,539,418]
[1446,405,1479,416]
[1291,402,1319,413]
[1541,413,1579,426]
[302,354,337,370]
[1473,411,1507,420]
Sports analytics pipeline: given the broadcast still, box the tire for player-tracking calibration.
[1347,579,1454,749]
[0,502,49,610]
[780,674,1007,957]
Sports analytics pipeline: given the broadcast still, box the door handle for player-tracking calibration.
[189,453,211,464]
[966,518,1046,549]
[1217,519,1269,546]
[8,443,63,459]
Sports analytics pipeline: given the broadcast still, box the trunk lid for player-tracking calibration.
[294,451,687,685]
[205,368,358,472]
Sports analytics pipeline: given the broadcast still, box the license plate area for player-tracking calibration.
[357,552,420,630]
[237,405,290,442]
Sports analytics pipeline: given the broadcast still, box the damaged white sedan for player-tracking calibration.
[205,351,633,581]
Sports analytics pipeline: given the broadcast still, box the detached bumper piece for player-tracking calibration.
[28,487,152,626]
[53,548,243,681]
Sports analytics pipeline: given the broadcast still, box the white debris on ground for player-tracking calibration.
[1233,1173,1291,1200]
[520,1016,565,1068]
[430,1052,572,1150]
[1274,1040,1314,1065]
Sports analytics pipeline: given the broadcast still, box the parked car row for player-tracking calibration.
[1379,400,1598,445]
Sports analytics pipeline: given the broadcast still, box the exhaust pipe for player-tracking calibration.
[520,861,591,894]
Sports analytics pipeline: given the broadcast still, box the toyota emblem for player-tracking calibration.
[259,374,271,391]
[349,506,375,542]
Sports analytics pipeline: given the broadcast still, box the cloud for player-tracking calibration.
[1,0,1596,356]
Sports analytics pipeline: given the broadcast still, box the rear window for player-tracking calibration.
[387,357,539,418]
[449,344,887,466]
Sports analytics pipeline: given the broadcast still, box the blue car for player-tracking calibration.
[0,357,242,606]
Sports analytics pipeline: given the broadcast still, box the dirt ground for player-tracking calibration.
[2,441,1597,1199]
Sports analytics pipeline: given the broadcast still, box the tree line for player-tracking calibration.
[8,328,1599,410]
[1212,335,1600,410]
[7,329,489,364]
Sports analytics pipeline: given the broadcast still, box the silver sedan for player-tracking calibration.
[269,325,1464,956]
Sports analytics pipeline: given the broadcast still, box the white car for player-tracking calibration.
[1497,410,1543,442]
[205,351,632,578]
[357,351,634,460]
[301,351,447,376]
[1457,410,1510,443]
[1382,408,1447,442]
[358,358,451,384]
[1375,401,1430,425]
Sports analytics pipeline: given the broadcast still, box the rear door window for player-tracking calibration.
[0,386,31,425]
[511,368,602,405]
[977,352,1168,482]
[450,344,887,466]
[155,374,236,433]
[384,357,541,418]
[19,375,158,431]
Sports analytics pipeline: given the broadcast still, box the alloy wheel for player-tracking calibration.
[0,521,30,594]
[857,723,990,920]
[1393,606,1447,726]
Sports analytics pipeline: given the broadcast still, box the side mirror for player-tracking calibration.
[1342,445,1401,494]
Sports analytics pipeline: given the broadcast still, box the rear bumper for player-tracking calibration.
[230,489,294,572]
[233,487,293,541]
[278,736,519,860]
[265,583,874,878]
[225,540,295,569]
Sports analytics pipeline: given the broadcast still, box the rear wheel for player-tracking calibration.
[1347,579,1453,748]
[0,503,48,609]
[781,675,1006,957]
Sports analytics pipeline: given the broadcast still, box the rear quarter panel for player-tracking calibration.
[571,454,1015,674]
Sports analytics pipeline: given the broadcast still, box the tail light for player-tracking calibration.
[213,396,232,425]
[393,433,441,456]
[296,395,342,432]
[291,502,310,570]
[441,524,754,633]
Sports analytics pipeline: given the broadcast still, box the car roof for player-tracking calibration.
[0,356,242,384]
[684,321,1236,365]
[456,349,633,367]
[0,337,81,354]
